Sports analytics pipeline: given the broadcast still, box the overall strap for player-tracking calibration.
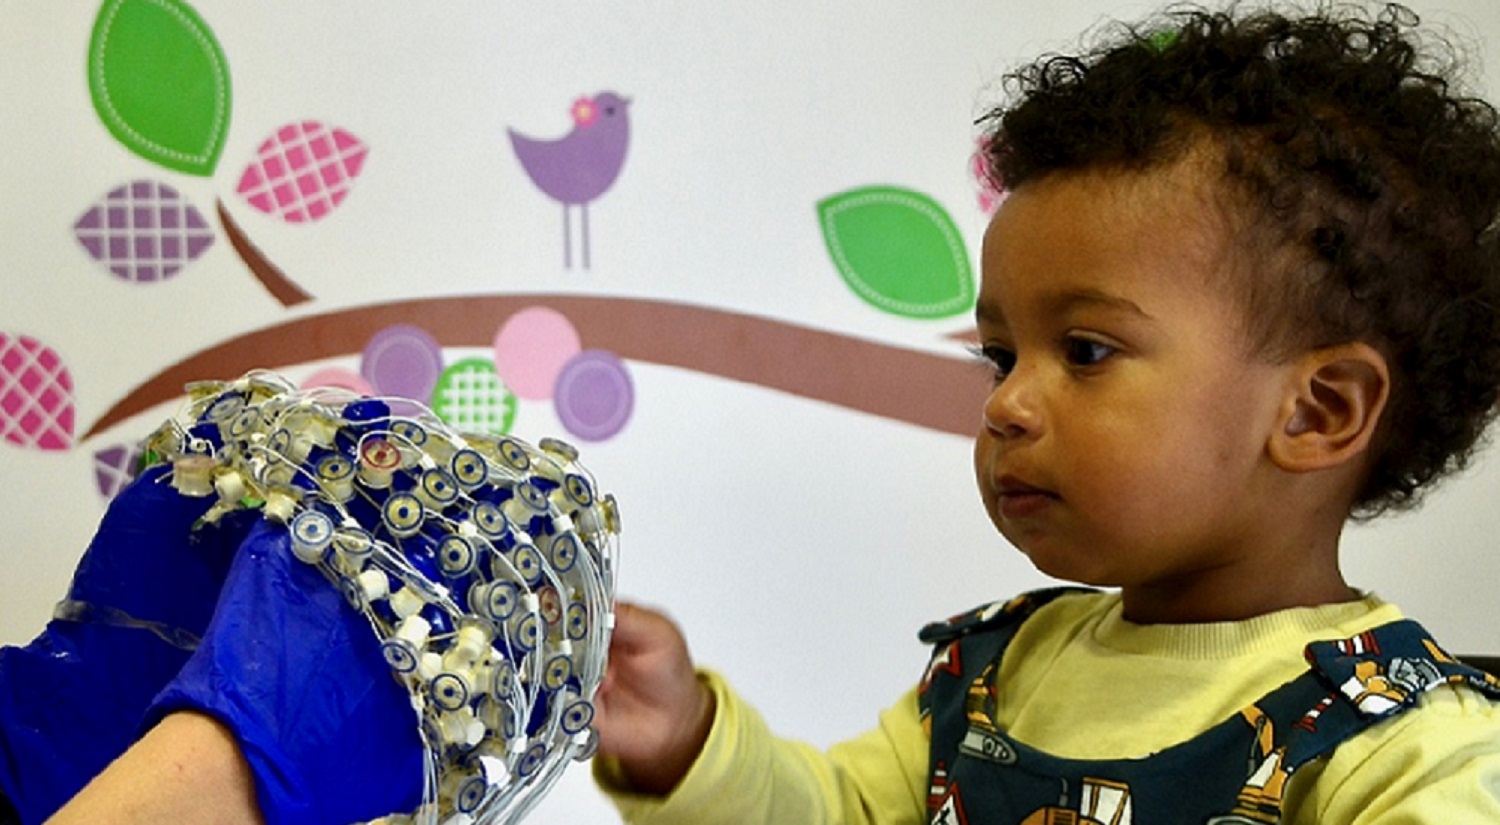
[917,586,1097,648]
[1208,619,1500,823]
[918,598,1500,825]
[1284,619,1500,771]
[917,587,1096,791]
[917,586,1097,706]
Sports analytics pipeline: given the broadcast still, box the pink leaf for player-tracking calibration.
[0,332,75,450]
[236,121,370,223]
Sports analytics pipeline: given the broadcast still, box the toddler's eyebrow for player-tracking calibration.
[1045,288,1155,321]
[974,288,1155,329]
[975,300,1005,329]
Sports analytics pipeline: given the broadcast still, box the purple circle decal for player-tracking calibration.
[554,350,633,442]
[361,325,443,401]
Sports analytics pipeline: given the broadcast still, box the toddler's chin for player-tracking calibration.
[1018,544,1116,588]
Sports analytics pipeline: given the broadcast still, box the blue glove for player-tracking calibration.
[146,519,425,825]
[0,464,253,824]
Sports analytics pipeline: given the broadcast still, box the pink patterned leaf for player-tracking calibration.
[74,180,215,283]
[0,333,75,450]
[969,137,1006,216]
[236,121,369,223]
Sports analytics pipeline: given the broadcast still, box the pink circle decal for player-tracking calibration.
[362,325,443,401]
[554,350,632,442]
[493,307,582,401]
[302,367,374,396]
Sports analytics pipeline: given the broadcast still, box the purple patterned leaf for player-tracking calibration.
[94,443,143,499]
[75,180,215,283]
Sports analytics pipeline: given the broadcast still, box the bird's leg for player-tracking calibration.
[581,203,591,270]
[563,205,573,269]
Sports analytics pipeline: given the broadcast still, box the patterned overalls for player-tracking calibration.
[918,588,1500,825]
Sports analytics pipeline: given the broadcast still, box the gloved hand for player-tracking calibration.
[145,518,425,825]
[0,463,253,824]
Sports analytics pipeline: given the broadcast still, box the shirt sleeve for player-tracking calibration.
[1285,682,1500,823]
[594,670,930,825]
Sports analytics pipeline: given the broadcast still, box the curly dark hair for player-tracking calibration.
[980,2,1500,517]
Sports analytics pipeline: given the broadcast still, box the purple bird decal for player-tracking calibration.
[510,91,632,269]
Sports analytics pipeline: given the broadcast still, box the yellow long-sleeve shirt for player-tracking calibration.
[597,591,1500,823]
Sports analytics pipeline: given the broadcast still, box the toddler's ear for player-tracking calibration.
[1269,342,1390,472]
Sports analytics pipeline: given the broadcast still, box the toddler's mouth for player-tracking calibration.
[997,474,1052,495]
[996,475,1057,517]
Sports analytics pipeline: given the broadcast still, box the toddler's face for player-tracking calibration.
[971,163,1297,594]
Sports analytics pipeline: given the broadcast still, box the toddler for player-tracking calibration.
[590,3,1500,823]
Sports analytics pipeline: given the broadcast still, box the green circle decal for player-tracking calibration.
[430,358,517,435]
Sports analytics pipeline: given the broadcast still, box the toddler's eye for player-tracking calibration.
[1064,337,1115,368]
[970,344,1016,382]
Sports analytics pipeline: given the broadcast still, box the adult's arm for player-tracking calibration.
[45,712,261,825]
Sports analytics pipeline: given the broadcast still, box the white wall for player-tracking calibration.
[1,2,1497,821]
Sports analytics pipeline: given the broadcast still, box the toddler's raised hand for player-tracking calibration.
[593,602,715,795]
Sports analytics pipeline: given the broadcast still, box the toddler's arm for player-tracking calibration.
[592,602,929,825]
[592,602,717,794]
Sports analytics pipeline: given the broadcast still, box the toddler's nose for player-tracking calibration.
[981,368,1042,439]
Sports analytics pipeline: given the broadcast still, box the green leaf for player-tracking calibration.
[1146,27,1180,52]
[88,0,231,176]
[818,186,974,319]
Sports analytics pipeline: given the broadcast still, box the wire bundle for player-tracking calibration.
[145,371,620,825]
